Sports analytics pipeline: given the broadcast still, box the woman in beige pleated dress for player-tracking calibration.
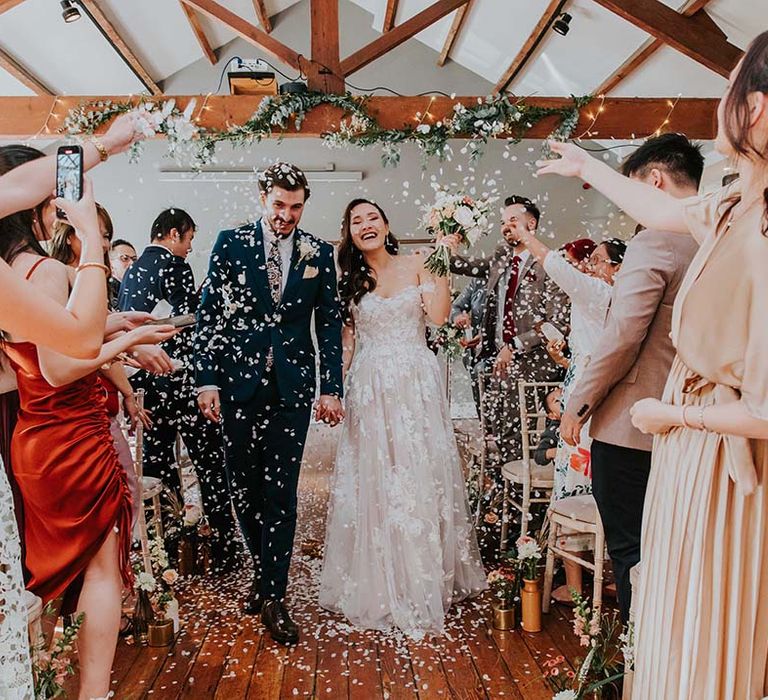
[537,30,768,700]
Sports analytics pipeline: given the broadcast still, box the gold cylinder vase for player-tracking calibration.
[147,618,174,647]
[491,604,516,631]
[521,578,542,632]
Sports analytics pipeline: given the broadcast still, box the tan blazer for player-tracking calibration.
[566,229,698,451]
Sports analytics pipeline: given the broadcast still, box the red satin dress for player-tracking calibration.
[4,258,132,611]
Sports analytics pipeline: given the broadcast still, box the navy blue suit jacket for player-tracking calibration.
[194,221,343,406]
[118,244,198,360]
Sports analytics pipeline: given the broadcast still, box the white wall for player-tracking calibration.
[86,136,637,281]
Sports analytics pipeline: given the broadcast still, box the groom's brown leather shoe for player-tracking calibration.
[262,600,299,645]
[243,575,263,615]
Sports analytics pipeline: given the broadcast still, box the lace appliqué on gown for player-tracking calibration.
[319,285,487,639]
[0,462,34,699]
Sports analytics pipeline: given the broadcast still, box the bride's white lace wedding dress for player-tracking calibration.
[1,461,34,699]
[319,283,487,639]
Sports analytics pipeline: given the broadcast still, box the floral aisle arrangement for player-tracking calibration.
[32,605,84,699]
[516,534,544,632]
[132,532,180,646]
[543,591,625,699]
[487,555,520,630]
[164,488,204,576]
[61,92,592,167]
[422,188,493,276]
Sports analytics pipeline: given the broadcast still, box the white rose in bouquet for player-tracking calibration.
[453,205,475,228]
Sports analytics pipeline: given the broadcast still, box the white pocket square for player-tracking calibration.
[303,266,319,279]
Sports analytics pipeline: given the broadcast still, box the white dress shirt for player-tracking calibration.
[495,249,531,348]
[543,250,611,364]
[261,218,295,294]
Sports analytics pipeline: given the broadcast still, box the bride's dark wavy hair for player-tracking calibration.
[337,198,399,322]
[0,144,50,265]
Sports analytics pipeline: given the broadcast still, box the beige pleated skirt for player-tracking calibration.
[633,356,768,700]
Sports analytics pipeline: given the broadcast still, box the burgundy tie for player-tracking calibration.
[502,255,521,344]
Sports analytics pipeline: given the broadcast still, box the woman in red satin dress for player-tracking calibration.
[0,145,175,700]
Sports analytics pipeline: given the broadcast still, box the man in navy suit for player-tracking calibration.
[119,209,238,571]
[195,163,343,645]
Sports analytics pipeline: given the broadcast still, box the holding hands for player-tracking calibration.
[315,395,345,427]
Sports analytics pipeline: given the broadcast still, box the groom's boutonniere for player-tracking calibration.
[296,236,320,268]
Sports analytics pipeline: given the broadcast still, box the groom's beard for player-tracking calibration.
[267,216,296,238]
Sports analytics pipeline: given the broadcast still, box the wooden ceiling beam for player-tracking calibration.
[0,95,720,141]
[591,0,742,77]
[308,0,344,93]
[180,0,300,71]
[494,0,566,94]
[79,0,162,95]
[437,0,474,67]
[594,0,714,95]
[0,0,26,14]
[252,0,272,33]
[0,45,52,95]
[179,2,217,65]
[341,0,469,77]
[383,0,399,32]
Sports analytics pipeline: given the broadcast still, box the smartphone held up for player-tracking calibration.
[55,145,84,220]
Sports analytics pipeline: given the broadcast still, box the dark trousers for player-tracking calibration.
[221,372,311,600]
[590,440,652,623]
[133,372,237,557]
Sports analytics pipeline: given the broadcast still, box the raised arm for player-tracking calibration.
[515,276,570,354]
[0,181,110,358]
[0,113,140,219]
[537,141,689,234]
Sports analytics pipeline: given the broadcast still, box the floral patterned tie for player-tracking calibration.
[265,238,283,370]
[267,238,283,307]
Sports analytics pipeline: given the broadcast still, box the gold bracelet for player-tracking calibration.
[681,406,693,429]
[77,262,110,276]
[90,136,109,162]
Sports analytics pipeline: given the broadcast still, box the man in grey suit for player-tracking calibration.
[452,196,569,463]
[561,134,703,622]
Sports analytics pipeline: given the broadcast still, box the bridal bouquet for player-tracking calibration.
[433,321,464,361]
[422,188,492,276]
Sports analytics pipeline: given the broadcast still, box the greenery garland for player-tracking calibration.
[62,92,592,167]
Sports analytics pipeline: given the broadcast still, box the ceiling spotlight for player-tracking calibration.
[552,12,571,36]
[61,0,81,23]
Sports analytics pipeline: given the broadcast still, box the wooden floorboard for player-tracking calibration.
[62,424,601,699]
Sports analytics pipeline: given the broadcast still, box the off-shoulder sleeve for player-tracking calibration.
[741,265,768,421]
[682,182,740,244]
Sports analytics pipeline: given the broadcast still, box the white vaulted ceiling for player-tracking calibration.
[0,0,762,97]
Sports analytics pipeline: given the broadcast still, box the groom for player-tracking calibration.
[194,162,343,645]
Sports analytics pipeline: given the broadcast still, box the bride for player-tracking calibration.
[318,198,487,639]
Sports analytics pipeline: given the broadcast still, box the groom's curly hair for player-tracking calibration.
[337,198,399,323]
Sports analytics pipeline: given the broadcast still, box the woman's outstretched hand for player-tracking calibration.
[535,141,590,179]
